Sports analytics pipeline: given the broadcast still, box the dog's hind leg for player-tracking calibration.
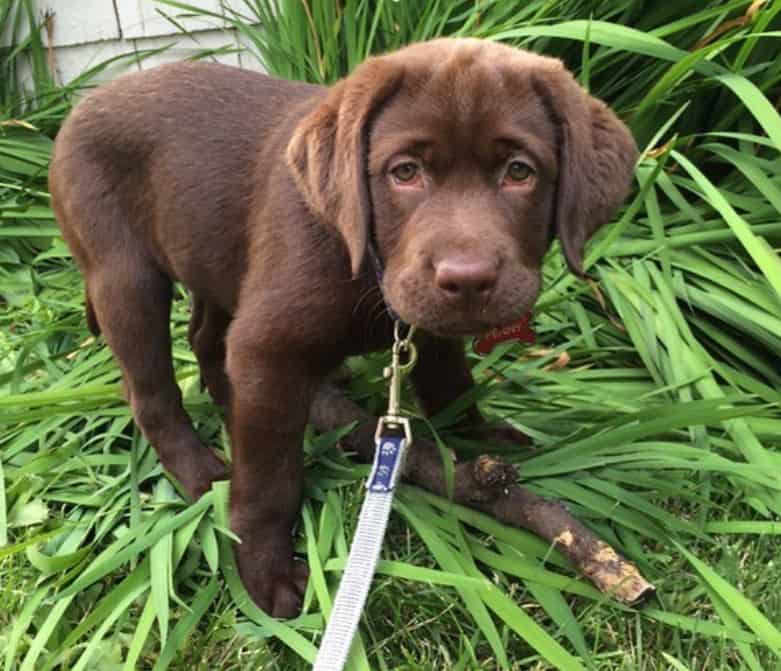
[85,292,100,336]
[188,295,232,406]
[88,257,228,499]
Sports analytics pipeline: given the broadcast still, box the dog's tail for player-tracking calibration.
[85,293,101,336]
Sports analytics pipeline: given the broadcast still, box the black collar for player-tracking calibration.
[367,237,402,324]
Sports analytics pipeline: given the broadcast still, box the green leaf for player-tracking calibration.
[152,574,219,671]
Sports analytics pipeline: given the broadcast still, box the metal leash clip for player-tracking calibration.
[369,322,417,493]
[312,321,416,671]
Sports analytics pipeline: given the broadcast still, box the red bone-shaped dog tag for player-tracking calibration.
[473,313,535,355]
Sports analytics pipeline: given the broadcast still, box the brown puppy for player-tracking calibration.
[49,38,637,618]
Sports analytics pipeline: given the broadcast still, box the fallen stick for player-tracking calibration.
[310,383,655,605]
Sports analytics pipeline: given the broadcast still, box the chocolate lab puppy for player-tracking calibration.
[49,38,637,617]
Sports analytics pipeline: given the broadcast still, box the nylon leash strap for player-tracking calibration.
[313,322,416,671]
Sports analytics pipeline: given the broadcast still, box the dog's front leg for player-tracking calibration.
[225,330,315,618]
[411,335,530,446]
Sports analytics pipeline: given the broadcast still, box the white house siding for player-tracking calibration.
[4,0,265,87]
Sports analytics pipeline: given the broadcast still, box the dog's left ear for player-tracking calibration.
[533,68,638,275]
[286,59,403,278]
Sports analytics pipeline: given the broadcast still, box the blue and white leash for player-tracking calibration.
[313,322,416,671]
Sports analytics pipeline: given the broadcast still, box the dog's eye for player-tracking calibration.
[505,160,534,184]
[391,162,420,184]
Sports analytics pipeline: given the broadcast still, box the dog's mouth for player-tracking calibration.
[381,268,539,338]
[426,319,498,338]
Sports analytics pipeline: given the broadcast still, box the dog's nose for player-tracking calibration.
[435,257,497,303]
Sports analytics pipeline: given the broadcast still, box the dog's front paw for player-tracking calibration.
[235,539,309,618]
[163,444,229,501]
[173,447,230,501]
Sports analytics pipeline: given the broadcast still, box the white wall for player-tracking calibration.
[5,0,264,86]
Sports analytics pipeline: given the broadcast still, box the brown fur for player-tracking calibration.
[49,38,637,618]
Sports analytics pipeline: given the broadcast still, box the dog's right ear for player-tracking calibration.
[286,59,404,278]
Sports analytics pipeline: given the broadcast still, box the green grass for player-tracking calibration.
[2,0,781,668]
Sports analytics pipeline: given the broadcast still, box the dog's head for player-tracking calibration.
[287,38,637,336]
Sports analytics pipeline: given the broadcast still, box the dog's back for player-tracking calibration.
[50,61,322,312]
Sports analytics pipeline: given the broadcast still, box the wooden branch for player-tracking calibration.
[310,383,655,605]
